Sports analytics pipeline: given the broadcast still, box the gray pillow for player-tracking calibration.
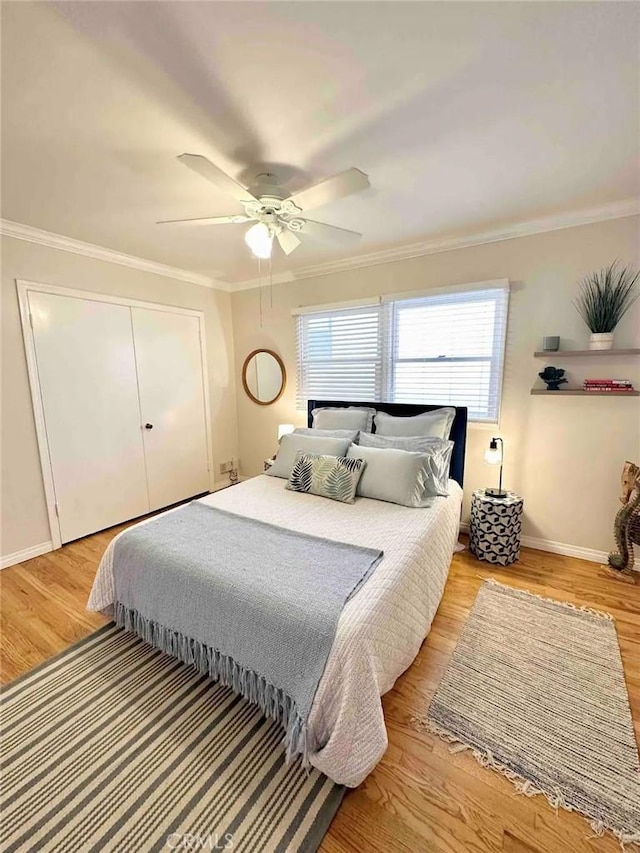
[267,433,352,479]
[347,445,436,507]
[286,452,365,504]
[359,433,454,496]
[374,407,455,440]
[359,432,448,452]
[293,427,359,443]
[312,406,376,432]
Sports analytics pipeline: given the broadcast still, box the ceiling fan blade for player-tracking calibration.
[289,168,370,211]
[277,229,301,255]
[298,219,362,245]
[178,154,259,203]
[157,214,253,226]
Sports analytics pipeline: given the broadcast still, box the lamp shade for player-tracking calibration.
[277,423,295,441]
[484,437,506,498]
[484,446,502,465]
[244,222,273,259]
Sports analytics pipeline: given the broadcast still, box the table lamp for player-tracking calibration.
[484,437,507,498]
[278,423,295,441]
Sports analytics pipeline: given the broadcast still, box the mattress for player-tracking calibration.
[88,474,462,786]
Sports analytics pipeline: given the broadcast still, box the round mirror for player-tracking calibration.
[242,349,286,406]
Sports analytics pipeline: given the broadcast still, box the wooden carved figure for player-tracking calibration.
[608,461,640,573]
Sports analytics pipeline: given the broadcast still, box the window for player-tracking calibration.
[295,304,383,407]
[295,282,509,422]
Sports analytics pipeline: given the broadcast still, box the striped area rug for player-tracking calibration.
[1,624,344,853]
[415,579,640,847]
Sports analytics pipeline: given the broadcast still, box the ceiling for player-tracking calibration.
[1,1,638,285]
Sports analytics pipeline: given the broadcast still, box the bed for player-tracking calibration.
[88,401,467,787]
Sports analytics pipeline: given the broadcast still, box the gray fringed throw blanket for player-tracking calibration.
[112,502,383,763]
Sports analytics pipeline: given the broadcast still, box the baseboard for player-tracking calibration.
[459,523,611,565]
[2,488,235,568]
[520,536,609,565]
[1,542,53,570]
[0,523,624,571]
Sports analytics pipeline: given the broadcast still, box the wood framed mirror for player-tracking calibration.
[242,349,286,406]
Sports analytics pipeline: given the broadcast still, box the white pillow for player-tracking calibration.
[312,406,376,432]
[359,433,453,495]
[374,407,455,440]
[267,433,352,479]
[347,445,435,507]
[293,427,359,443]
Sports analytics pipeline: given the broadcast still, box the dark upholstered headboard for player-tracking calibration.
[307,400,468,488]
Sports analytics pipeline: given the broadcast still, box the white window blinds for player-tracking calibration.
[295,281,509,422]
[383,285,509,421]
[295,304,382,408]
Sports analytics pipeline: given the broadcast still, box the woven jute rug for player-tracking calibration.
[414,579,640,847]
[0,624,344,853]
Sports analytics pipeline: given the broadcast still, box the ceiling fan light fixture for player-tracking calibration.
[244,222,273,259]
[168,155,369,258]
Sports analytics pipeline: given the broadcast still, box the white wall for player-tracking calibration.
[231,216,640,557]
[4,217,638,562]
[1,236,239,559]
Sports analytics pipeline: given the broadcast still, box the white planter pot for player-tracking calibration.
[589,332,614,350]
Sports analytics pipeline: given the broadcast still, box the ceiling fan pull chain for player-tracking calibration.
[258,256,263,328]
[269,255,273,309]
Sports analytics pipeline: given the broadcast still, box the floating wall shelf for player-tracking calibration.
[530,388,640,397]
[534,349,640,358]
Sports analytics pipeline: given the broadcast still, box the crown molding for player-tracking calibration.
[229,198,640,292]
[3,198,637,295]
[0,219,231,291]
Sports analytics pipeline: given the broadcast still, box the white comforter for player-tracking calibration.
[88,475,462,786]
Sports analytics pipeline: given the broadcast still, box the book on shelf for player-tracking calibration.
[584,378,633,386]
[582,385,635,392]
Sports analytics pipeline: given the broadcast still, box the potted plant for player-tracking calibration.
[575,261,639,350]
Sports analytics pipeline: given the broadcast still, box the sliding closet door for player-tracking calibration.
[28,292,150,543]
[131,308,210,511]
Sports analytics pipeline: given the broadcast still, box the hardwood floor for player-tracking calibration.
[1,524,638,853]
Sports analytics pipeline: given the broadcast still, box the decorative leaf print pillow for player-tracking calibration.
[286,452,365,504]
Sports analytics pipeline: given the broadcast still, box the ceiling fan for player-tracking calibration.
[158,154,370,259]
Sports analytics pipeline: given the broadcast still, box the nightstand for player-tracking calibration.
[469,489,524,566]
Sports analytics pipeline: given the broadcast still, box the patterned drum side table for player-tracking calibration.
[470,489,524,566]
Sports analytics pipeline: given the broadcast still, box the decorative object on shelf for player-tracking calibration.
[583,379,635,393]
[538,365,567,391]
[278,423,295,441]
[608,461,640,574]
[542,335,560,352]
[575,261,640,350]
[470,490,523,566]
[242,349,286,406]
[484,437,506,498]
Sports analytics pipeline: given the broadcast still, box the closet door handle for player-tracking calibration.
[144,423,153,430]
